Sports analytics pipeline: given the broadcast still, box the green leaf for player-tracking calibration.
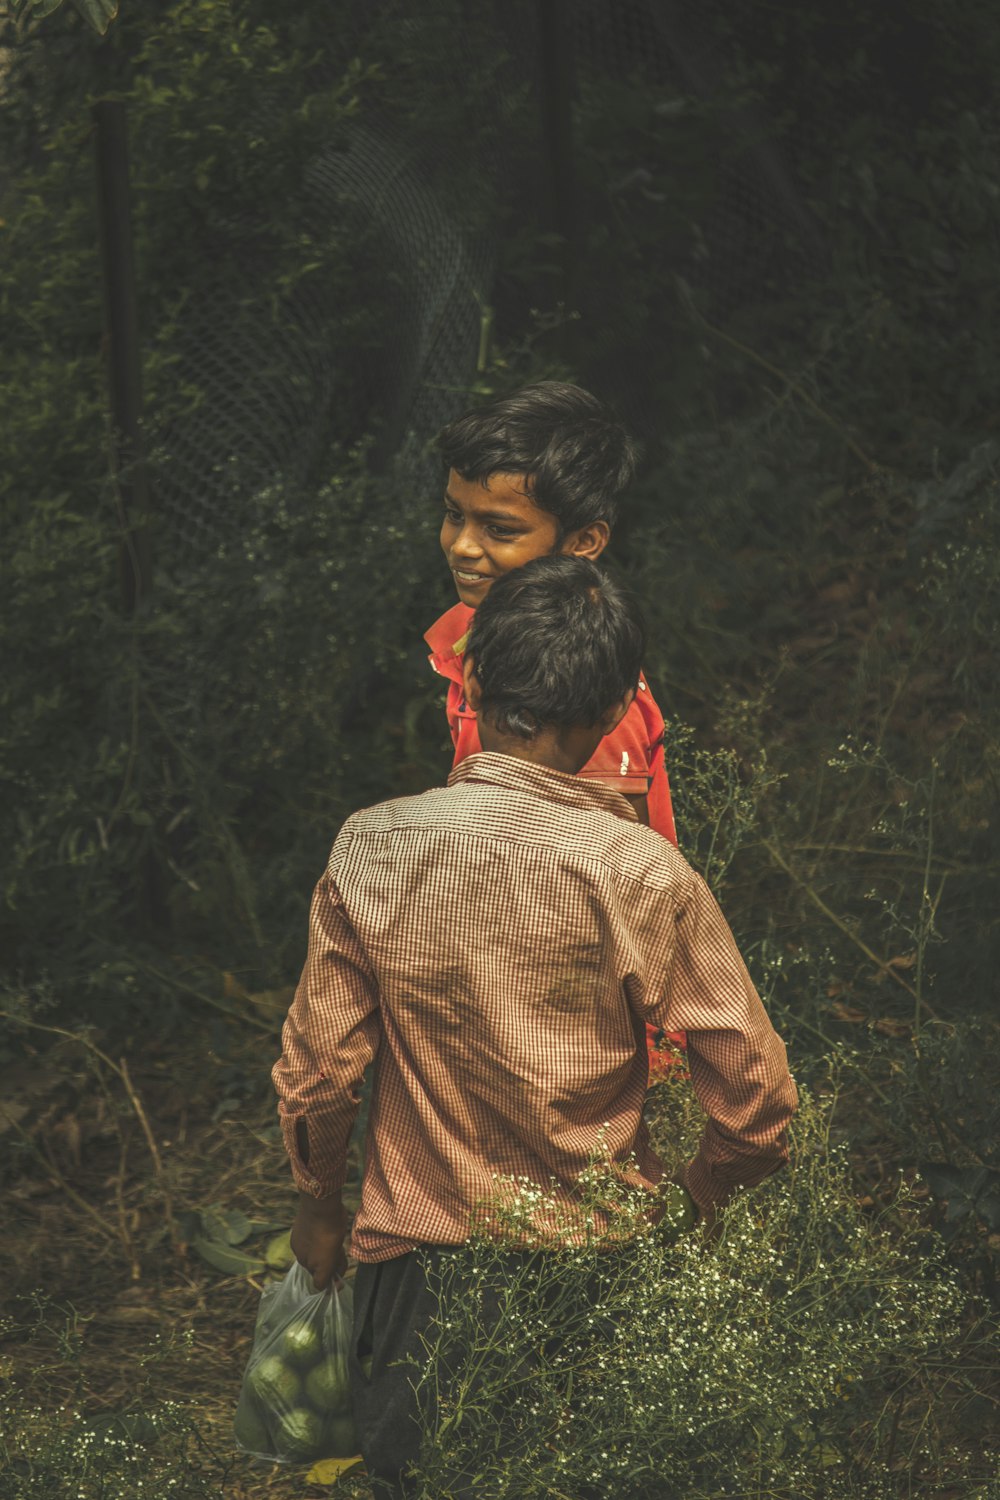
[191,1236,267,1277]
[919,1162,965,1200]
[809,1442,843,1469]
[977,1192,1000,1231]
[70,0,120,34]
[22,0,67,18]
[201,1205,253,1245]
[88,1412,159,1445]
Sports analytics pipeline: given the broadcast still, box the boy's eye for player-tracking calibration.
[443,507,463,525]
[487,524,519,540]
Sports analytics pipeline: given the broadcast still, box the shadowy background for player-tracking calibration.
[1,1,998,1495]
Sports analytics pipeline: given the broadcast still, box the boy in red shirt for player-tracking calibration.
[425,381,684,1069]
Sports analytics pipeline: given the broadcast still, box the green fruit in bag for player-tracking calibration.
[321,1413,359,1459]
[233,1391,272,1455]
[282,1317,323,1369]
[277,1405,325,1459]
[249,1353,301,1407]
[305,1353,351,1414]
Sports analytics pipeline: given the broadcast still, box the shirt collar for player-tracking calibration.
[425,602,475,685]
[447,752,639,823]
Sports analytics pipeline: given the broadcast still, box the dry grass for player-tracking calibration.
[0,1013,373,1497]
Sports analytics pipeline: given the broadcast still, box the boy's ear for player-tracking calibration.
[560,520,610,561]
[461,654,483,712]
[598,685,635,736]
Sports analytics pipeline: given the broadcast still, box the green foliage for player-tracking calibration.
[0,454,445,998]
[0,1301,224,1499]
[0,1,450,1010]
[7,0,119,35]
[402,1070,993,1498]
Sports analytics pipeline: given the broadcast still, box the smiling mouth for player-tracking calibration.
[452,568,491,585]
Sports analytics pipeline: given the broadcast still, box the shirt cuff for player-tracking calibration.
[279,1109,348,1200]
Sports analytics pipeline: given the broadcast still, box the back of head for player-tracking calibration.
[465,556,645,739]
[437,381,639,533]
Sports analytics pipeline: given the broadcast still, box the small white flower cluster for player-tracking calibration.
[2,1384,222,1500]
[407,1076,980,1499]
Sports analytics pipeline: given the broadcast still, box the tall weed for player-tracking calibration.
[402,1070,992,1498]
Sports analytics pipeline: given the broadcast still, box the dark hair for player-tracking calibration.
[465,556,645,739]
[436,381,639,532]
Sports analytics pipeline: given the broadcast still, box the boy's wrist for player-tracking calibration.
[296,1188,347,1221]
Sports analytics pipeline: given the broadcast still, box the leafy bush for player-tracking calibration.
[402,1067,993,1499]
[0,454,448,1005]
[0,0,524,1022]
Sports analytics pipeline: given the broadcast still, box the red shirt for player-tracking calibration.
[424,602,678,845]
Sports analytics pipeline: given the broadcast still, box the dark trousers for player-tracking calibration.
[349,1245,543,1499]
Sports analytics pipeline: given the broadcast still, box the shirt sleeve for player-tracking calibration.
[272,873,381,1198]
[648,872,798,1215]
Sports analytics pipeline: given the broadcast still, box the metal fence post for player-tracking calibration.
[93,97,152,614]
[536,0,577,298]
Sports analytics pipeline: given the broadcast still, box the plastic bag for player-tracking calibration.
[234,1260,358,1464]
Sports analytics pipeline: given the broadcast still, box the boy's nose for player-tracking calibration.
[451,528,484,560]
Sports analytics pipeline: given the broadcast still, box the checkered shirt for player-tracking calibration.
[273,753,797,1262]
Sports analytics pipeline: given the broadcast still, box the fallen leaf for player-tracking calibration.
[305,1456,365,1483]
[221,971,249,1000]
[201,1205,253,1245]
[244,986,295,1017]
[830,1001,868,1024]
[191,1236,267,1277]
[874,1016,911,1038]
[61,1115,83,1167]
[815,578,857,606]
[0,1100,30,1135]
[104,1303,160,1325]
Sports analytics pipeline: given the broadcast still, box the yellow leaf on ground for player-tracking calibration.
[305,1455,365,1484]
[245,985,295,1016]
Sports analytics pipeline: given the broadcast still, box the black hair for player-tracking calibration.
[436,381,639,532]
[465,555,645,740]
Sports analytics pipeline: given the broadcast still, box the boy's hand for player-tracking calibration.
[290,1191,349,1290]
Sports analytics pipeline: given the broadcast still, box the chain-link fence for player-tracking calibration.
[152,0,822,558]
